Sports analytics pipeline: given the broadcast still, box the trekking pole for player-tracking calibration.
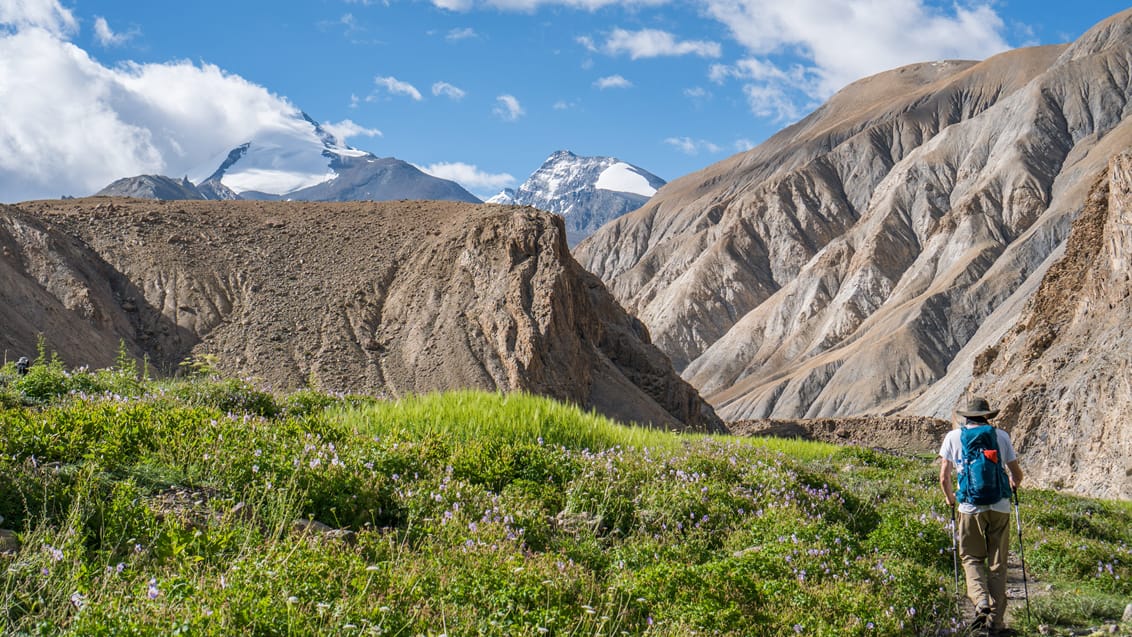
[1012,489,1032,626]
[950,503,960,609]
[946,504,964,620]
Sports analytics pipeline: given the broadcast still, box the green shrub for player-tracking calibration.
[1028,588,1130,628]
[0,383,22,409]
[451,439,576,492]
[166,378,279,417]
[281,388,338,417]
[833,445,907,470]
[12,353,68,403]
[865,504,952,571]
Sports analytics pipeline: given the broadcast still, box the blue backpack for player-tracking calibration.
[957,425,1012,505]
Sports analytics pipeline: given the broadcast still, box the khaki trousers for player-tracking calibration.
[958,509,1011,627]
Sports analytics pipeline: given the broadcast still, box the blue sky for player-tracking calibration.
[1,0,1128,201]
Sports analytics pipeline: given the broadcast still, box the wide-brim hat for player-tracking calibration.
[957,396,999,418]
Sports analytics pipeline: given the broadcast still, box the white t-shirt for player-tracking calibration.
[939,422,1018,515]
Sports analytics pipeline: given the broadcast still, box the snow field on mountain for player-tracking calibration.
[595,162,657,196]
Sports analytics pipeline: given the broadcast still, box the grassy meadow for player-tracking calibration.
[1,352,1130,636]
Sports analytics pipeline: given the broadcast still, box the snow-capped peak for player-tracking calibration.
[487,188,517,205]
[488,150,666,246]
[507,150,664,209]
[191,111,371,197]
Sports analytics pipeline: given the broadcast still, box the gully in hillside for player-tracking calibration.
[938,397,1025,636]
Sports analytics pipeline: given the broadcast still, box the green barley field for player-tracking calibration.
[1,352,1130,635]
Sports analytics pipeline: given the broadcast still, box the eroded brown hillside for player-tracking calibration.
[967,152,1132,499]
[0,198,722,432]
[575,8,1132,426]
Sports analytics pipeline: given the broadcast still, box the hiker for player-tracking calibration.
[15,356,29,376]
[939,396,1024,635]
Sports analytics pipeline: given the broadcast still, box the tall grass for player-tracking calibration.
[333,389,842,459]
[331,390,689,451]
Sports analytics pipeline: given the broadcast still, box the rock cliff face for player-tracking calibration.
[575,9,1132,425]
[0,198,721,433]
[965,153,1132,500]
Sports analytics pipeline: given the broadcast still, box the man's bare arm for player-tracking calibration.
[1007,459,1023,491]
[939,458,956,507]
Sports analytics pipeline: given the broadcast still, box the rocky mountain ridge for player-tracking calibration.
[96,175,208,200]
[576,9,1132,428]
[0,198,721,433]
[489,151,665,246]
[96,113,480,204]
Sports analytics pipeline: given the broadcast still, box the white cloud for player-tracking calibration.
[433,0,474,10]
[321,119,382,146]
[553,99,579,110]
[419,161,515,195]
[432,81,466,100]
[703,0,1010,98]
[594,74,632,89]
[664,137,722,155]
[373,75,423,100]
[0,13,332,202]
[684,86,708,98]
[710,58,809,85]
[0,0,76,35]
[93,16,134,46]
[734,138,755,151]
[446,27,477,40]
[600,28,721,59]
[493,94,524,121]
[743,84,801,121]
[318,13,371,41]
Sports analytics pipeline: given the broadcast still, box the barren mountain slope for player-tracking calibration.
[1,198,722,432]
[963,152,1132,500]
[575,8,1132,421]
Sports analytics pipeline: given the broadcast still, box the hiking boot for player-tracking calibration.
[969,606,992,631]
[988,628,1017,636]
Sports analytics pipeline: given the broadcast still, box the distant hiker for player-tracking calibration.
[939,396,1024,635]
[15,356,29,376]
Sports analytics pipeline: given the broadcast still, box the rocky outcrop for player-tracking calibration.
[95,175,206,200]
[965,152,1132,499]
[575,9,1132,424]
[1,198,721,432]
